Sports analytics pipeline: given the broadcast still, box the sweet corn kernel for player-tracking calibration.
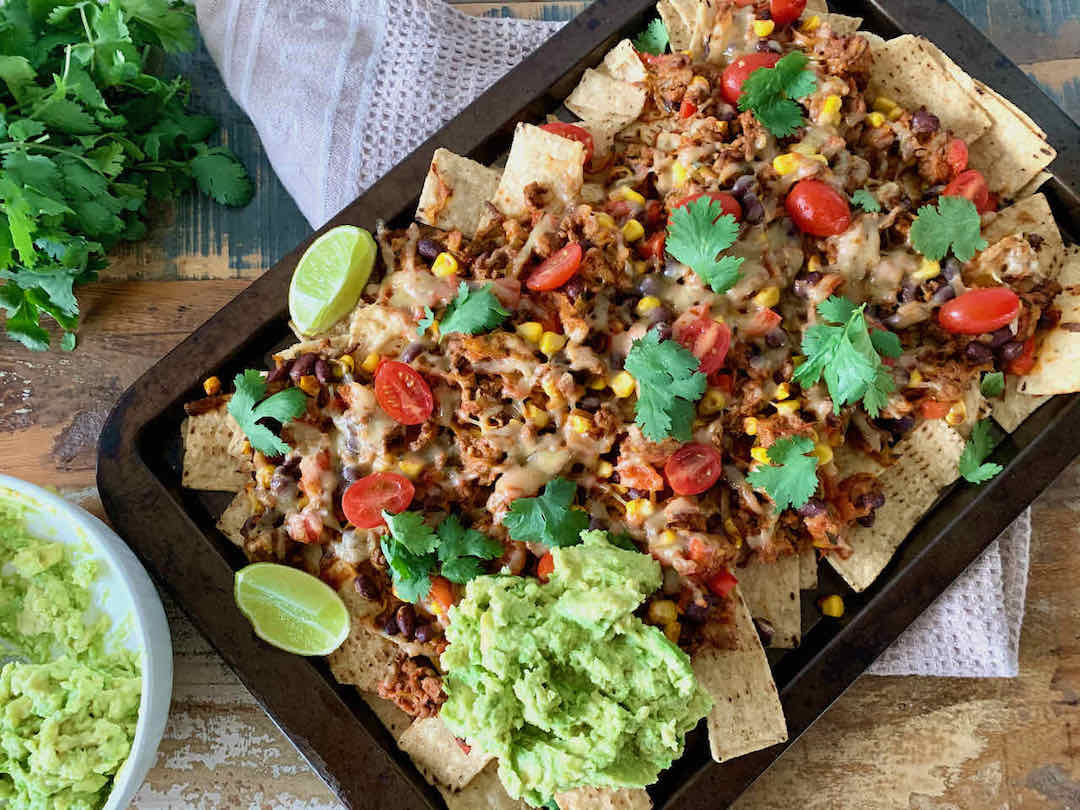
[431,251,458,278]
[689,75,710,93]
[699,388,727,415]
[338,354,354,374]
[541,378,561,399]
[361,352,381,373]
[888,106,904,121]
[821,94,843,125]
[256,464,273,490]
[622,219,645,242]
[636,295,662,316]
[789,141,816,156]
[873,96,898,114]
[801,14,820,31]
[724,517,741,541]
[866,111,886,127]
[516,321,543,344]
[819,594,845,618]
[945,400,967,427]
[587,376,607,391]
[240,439,252,455]
[569,413,592,434]
[754,286,780,308]
[203,376,221,396]
[671,162,689,188]
[751,446,772,465]
[298,374,321,397]
[774,382,791,401]
[539,331,567,357]
[812,442,834,465]
[655,530,679,549]
[810,153,829,164]
[612,186,645,206]
[610,371,636,398]
[626,498,655,523]
[775,399,801,416]
[752,19,775,37]
[807,255,822,274]
[913,258,941,281]
[648,599,679,625]
[595,212,616,229]
[632,260,648,275]
[525,402,550,428]
[772,153,800,176]
[398,459,424,479]
[596,461,615,479]
[663,620,682,644]
[909,369,924,386]
[744,417,759,436]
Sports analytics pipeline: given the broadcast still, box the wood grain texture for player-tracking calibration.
[0,1,1077,808]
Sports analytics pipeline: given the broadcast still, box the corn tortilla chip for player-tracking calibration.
[658,0,693,52]
[1015,170,1053,200]
[1018,246,1080,397]
[362,693,413,739]
[799,547,818,590]
[441,761,528,810]
[398,717,494,791]
[600,39,647,84]
[991,373,1052,433]
[738,553,801,648]
[806,0,829,12]
[692,588,787,762]
[181,406,253,492]
[565,69,646,126]
[416,149,502,238]
[556,787,652,810]
[327,589,399,693]
[822,13,862,35]
[215,491,253,547]
[827,420,965,592]
[489,123,585,219]
[981,194,1065,281]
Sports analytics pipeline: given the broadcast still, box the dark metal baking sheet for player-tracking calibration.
[98,0,1080,807]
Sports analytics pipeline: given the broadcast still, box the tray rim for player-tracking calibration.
[98,1,1080,807]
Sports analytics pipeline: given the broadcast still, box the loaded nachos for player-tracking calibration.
[180,0,1074,805]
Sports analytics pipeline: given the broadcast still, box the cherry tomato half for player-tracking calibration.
[742,307,783,338]
[539,122,594,166]
[671,191,743,223]
[429,576,456,612]
[943,169,991,213]
[674,313,732,375]
[537,552,555,582]
[679,99,698,119]
[945,138,968,177]
[706,568,739,598]
[1006,336,1037,375]
[665,443,725,496]
[919,399,951,420]
[374,360,435,424]
[638,230,667,259]
[525,242,583,291]
[721,52,781,105]
[770,0,808,25]
[785,179,852,237]
[342,472,415,529]
[938,287,1021,335]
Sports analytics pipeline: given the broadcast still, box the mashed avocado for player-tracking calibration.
[0,496,141,809]
[439,531,712,805]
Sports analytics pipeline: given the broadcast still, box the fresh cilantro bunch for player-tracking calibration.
[226,370,308,457]
[737,51,818,138]
[624,329,707,442]
[958,420,1003,484]
[909,195,987,262]
[666,196,744,293]
[793,296,902,418]
[850,189,881,213]
[0,0,253,351]
[503,477,590,548]
[633,18,669,56]
[439,282,509,336]
[745,435,819,512]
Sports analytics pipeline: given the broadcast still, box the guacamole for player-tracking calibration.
[439,531,712,805]
[0,495,142,809]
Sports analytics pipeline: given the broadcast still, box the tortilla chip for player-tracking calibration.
[489,123,585,219]
[441,761,528,810]
[693,588,788,762]
[799,547,818,590]
[398,717,494,791]
[738,553,801,648]
[581,117,628,157]
[827,420,965,592]
[687,0,718,62]
[361,693,412,739]
[556,787,652,810]
[992,374,1051,432]
[658,0,693,52]
[416,149,501,238]
[600,39,647,84]
[1015,170,1053,200]
[822,13,862,34]
[859,30,886,48]
[327,628,399,695]
[565,69,646,126]
[215,491,253,547]
[1019,246,1080,396]
[181,406,253,492]
[867,36,992,146]
[805,0,829,12]
[981,194,1065,281]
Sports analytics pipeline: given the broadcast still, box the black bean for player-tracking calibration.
[932,285,956,305]
[396,604,416,639]
[911,108,940,135]
[731,174,756,199]
[1000,341,1024,362]
[804,271,823,285]
[626,488,648,500]
[869,492,886,509]
[753,617,775,646]
[683,601,710,623]
[716,103,737,122]
[765,328,787,348]
[267,360,292,383]
[742,192,764,223]
[637,274,664,297]
[647,305,673,326]
[580,395,602,411]
[354,573,379,600]
[988,326,1013,347]
[290,353,317,383]
[757,39,781,53]
[798,498,826,517]
[965,341,994,364]
[609,351,626,370]
[563,275,587,301]
[857,513,877,528]
[876,415,915,439]
[314,357,331,384]
[414,623,435,643]
[1038,311,1057,331]
[943,258,961,281]
[899,280,918,304]
[381,613,399,636]
[401,342,425,363]
[417,239,441,260]
[653,322,673,341]
[586,331,609,353]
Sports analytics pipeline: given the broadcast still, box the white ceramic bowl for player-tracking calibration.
[0,474,173,809]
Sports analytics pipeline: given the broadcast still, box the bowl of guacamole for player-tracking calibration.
[0,475,172,810]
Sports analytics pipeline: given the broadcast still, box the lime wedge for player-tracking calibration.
[234,563,350,656]
[288,225,376,335]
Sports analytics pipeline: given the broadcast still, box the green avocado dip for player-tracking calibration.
[0,495,142,809]
[439,530,712,805]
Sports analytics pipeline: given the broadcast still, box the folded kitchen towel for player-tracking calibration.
[195,0,1029,677]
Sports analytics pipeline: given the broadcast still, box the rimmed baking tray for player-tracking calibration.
[98,0,1080,806]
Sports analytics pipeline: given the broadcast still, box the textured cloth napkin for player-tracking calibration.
[195,0,1029,677]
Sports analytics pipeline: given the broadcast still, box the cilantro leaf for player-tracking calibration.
[417,306,435,336]
[435,514,503,584]
[380,536,436,603]
[60,331,76,351]
[503,477,590,549]
[793,296,898,418]
[439,282,509,337]
[383,510,440,556]
[226,370,308,457]
[737,51,818,137]
[624,329,707,441]
[851,189,881,213]
[958,420,1003,484]
[980,370,1005,398]
[633,18,669,55]
[746,435,819,512]
[190,145,254,206]
[909,195,988,262]
[665,196,744,293]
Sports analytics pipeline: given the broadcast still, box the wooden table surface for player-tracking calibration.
[2,1,1079,807]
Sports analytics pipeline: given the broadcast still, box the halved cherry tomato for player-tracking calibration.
[938,287,1020,335]
[706,568,739,598]
[943,169,991,213]
[679,99,698,119]
[1006,336,1037,375]
[374,360,435,424]
[342,472,415,529]
[919,399,951,420]
[742,307,783,338]
[638,230,667,260]
[785,179,852,237]
[721,52,781,105]
[665,443,724,496]
[539,122,594,166]
[429,575,455,612]
[644,200,665,229]
[945,138,968,177]
[525,242,583,291]
[537,552,555,582]
[671,191,743,223]
[674,313,732,375]
[770,0,807,25]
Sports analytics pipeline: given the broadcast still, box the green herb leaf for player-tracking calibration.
[381,511,503,597]
[737,51,818,137]
[958,420,1003,484]
[436,514,503,584]
[633,18,669,55]
[380,536,435,604]
[980,370,1005,398]
[624,329,707,441]
[746,435,819,512]
[226,369,308,457]
[851,189,881,213]
[439,282,509,337]
[417,306,435,336]
[60,331,76,351]
[909,195,988,262]
[190,145,254,206]
[665,196,744,293]
[870,328,902,358]
[503,477,591,549]
[383,510,440,556]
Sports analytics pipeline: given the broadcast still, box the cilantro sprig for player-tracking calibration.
[439,282,509,336]
[633,18,669,56]
[958,420,1003,484]
[503,477,590,549]
[436,515,504,583]
[737,51,818,138]
[226,370,308,457]
[666,196,744,293]
[624,329,707,442]
[980,371,1005,398]
[746,435,820,512]
[793,296,902,418]
[850,189,881,213]
[909,195,987,262]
